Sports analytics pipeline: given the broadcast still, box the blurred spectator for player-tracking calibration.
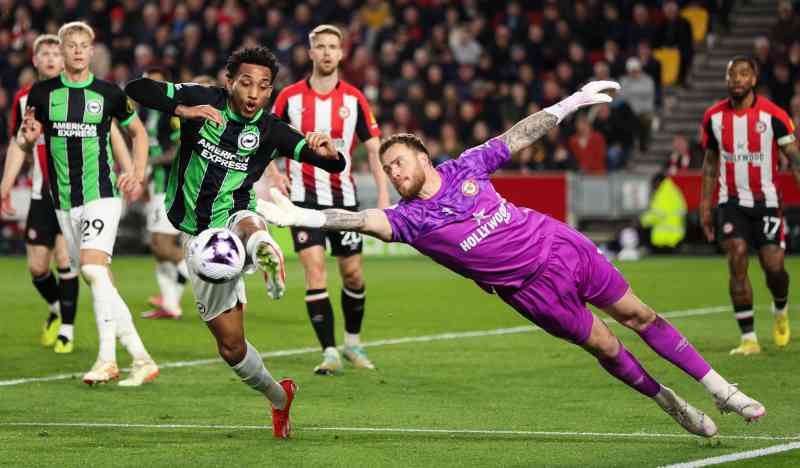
[449,26,482,65]
[599,3,628,51]
[770,1,800,55]
[754,36,774,85]
[655,1,694,87]
[628,4,656,51]
[539,127,579,171]
[619,58,656,153]
[664,135,703,175]
[603,39,627,78]
[592,102,637,171]
[569,113,607,175]
[636,41,663,109]
[770,62,795,111]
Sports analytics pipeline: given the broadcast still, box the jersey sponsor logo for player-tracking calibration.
[338,105,350,119]
[461,179,479,196]
[86,100,103,115]
[754,121,767,134]
[52,121,97,138]
[459,202,512,253]
[197,137,248,171]
[237,130,260,151]
[722,152,765,163]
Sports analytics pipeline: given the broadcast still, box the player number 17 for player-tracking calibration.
[762,216,781,238]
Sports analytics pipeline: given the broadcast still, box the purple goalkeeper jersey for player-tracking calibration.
[383,138,557,292]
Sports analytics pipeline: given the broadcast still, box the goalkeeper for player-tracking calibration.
[258,81,766,438]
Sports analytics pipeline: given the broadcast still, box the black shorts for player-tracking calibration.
[25,192,62,247]
[716,200,785,249]
[290,203,363,257]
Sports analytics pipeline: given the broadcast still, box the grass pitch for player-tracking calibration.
[1,255,799,467]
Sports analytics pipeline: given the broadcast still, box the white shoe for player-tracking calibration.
[254,240,286,300]
[118,359,160,387]
[83,360,120,385]
[655,386,717,437]
[713,384,766,422]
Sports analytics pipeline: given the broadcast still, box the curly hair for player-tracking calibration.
[225,46,279,83]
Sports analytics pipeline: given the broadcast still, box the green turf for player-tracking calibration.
[1,255,799,467]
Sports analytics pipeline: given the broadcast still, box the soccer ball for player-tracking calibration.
[188,228,246,284]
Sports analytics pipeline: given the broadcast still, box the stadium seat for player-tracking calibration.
[681,6,709,44]
[653,48,681,86]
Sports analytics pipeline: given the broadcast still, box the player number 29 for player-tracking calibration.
[762,216,781,238]
[81,219,105,239]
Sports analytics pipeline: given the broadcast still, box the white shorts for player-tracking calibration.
[147,193,181,235]
[185,210,264,322]
[55,197,122,270]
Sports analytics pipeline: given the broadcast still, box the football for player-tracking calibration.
[187,228,246,284]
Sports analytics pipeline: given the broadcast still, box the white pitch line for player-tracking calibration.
[1,422,798,443]
[660,441,800,467]
[0,305,732,387]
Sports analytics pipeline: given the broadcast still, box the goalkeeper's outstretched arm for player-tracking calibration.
[258,188,393,241]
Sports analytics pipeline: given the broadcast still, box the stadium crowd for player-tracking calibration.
[1,0,799,178]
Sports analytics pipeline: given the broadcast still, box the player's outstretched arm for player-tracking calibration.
[499,81,619,153]
[699,149,720,242]
[125,78,222,124]
[257,188,393,241]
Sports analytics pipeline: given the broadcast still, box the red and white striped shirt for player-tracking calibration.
[10,84,49,200]
[701,95,796,208]
[272,79,380,207]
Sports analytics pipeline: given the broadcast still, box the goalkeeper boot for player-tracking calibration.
[729,338,760,355]
[343,345,376,370]
[41,314,61,347]
[118,359,160,387]
[314,347,342,376]
[255,239,286,300]
[713,384,766,423]
[83,360,120,385]
[772,304,790,348]
[655,386,717,438]
[53,335,74,354]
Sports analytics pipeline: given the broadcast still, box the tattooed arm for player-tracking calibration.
[499,80,620,154]
[699,149,720,242]
[781,141,800,188]
[320,208,393,241]
[498,111,559,154]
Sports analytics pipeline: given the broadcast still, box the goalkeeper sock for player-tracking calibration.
[306,288,336,350]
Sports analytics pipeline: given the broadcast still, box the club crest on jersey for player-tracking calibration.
[723,223,734,234]
[461,179,479,196]
[338,105,350,119]
[754,121,767,134]
[297,231,309,243]
[238,131,260,151]
[86,100,103,114]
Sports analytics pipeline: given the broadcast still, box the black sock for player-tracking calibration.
[57,267,79,326]
[342,285,365,335]
[775,297,788,311]
[734,303,755,335]
[306,289,336,350]
[32,271,59,314]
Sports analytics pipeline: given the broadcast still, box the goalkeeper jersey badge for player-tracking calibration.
[461,179,479,196]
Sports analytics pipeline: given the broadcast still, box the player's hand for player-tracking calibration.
[700,205,714,242]
[546,81,620,122]
[267,171,290,196]
[257,188,326,228]
[175,104,223,126]
[19,108,42,148]
[0,185,15,216]
[306,132,338,159]
[117,173,144,201]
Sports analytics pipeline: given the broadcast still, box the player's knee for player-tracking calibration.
[621,306,656,332]
[28,260,50,278]
[341,269,363,290]
[305,264,327,288]
[80,264,108,285]
[218,338,246,365]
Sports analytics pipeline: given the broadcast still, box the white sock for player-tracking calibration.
[742,331,757,342]
[173,260,187,310]
[157,261,180,313]
[109,285,151,362]
[699,369,731,398]
[48,300,60,316]
[58,324,74,340]
[344,332,360,347]
[232,341,286,408]
[176,259,189,279]
[83,265,117,363]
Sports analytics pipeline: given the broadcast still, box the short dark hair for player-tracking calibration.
[727,55,759,76]
[144,66,171,81]
[226,46,279,82]
[379,133,430,159]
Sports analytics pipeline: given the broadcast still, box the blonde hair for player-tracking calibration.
[58,21,95,43]
[308,24,343,46]
[33,34,60,54]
